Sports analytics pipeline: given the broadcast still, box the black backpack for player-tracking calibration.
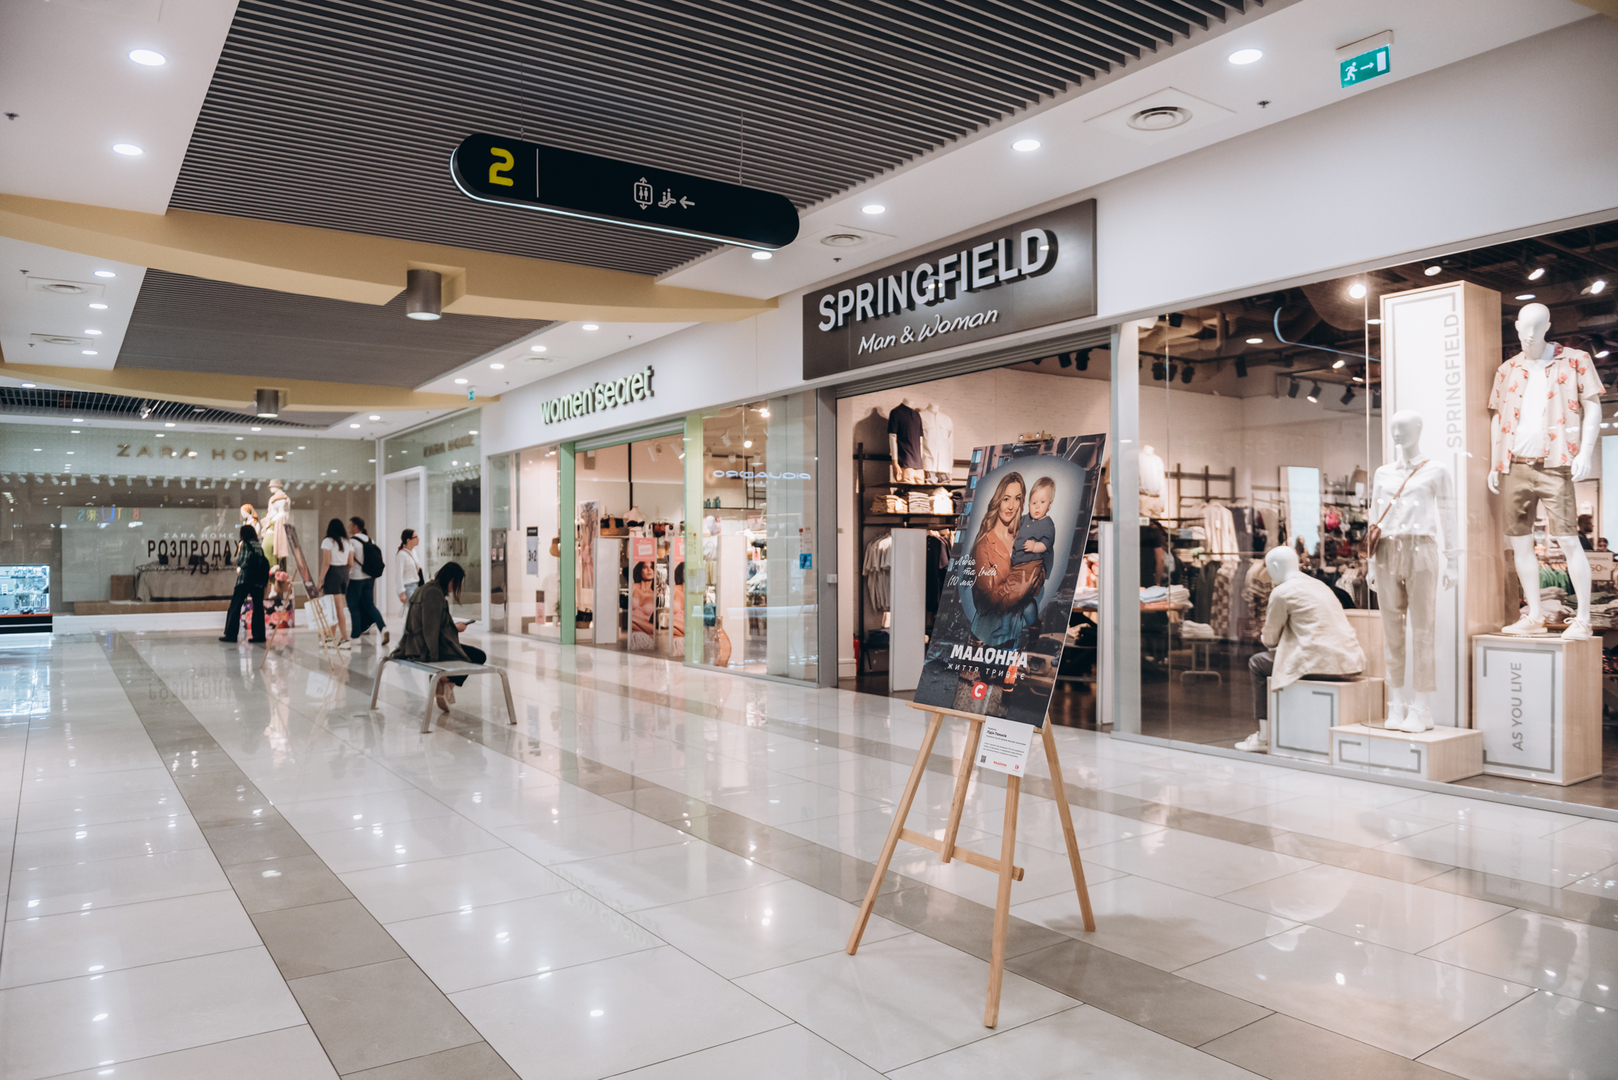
[242,546,271,588]
[358,536,386,578]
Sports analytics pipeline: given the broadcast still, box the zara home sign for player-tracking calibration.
[541,365,654,425]
[802,201,1095,380]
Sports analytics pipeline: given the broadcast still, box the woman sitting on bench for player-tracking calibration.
[390,561,486,713]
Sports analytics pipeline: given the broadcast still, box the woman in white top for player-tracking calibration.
[397,529,424,605]
[317,517,352,646]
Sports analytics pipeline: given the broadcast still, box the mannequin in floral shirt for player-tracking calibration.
[1487,303,1603,640]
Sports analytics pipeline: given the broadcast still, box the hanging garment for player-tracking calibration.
[1202,504,1240,557]
[919,406,955,477]
[926,533,947,613]
[1211,563,1236,639]
[863,533,893,617]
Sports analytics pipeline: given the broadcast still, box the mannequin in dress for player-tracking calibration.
[1236,546,1365,752]
[1487,303,1603,640]
[1367,411,1458,732]
[264,481,292,568]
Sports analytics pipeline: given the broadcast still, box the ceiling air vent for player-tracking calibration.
[1087,88,1234,143]
[1129,106,1191,132]
[30,333,91,346]
[821,233,865,248]
[26,277,106,300]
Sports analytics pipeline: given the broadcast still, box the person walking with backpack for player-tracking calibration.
[346,516,389,645]
[220,524,269,644]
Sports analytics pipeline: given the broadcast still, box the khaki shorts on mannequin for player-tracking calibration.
[1501,461,1576,536]
[1373,534,1439,693]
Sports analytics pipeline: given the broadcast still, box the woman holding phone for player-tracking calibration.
[389,562,485,713]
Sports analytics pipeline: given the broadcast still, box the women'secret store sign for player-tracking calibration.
[802,201,1095,380]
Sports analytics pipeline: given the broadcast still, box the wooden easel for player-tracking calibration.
[262,524,338,668]
[846,701,1095,1028]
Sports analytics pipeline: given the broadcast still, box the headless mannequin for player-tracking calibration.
[888,397,924,484]
[1235,546,1299,753]
[1367,411,1457,732]
[1487,303,1599,639]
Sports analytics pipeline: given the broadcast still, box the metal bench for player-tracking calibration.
[370,656,517,733]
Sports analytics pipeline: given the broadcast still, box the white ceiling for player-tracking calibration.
[661,0,1592,301]
[0,0,239,213]
[0,236,146,370]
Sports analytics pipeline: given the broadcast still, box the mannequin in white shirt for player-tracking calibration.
[1487,303,1600,640]
[1367,411,1457,732]
[1138,445,1166,516]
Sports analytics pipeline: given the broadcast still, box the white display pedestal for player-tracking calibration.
[888,529,926,693]
[1344,610,1385,682]
[1270,677,1385,763]
[1330,723,1483,783]
[594,538,622,645]
[1473,634,1602,786]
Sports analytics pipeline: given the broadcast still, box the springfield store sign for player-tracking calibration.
[541,365,654,424]
[802,201,1095,380]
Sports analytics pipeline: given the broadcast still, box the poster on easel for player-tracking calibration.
[913,433,1105,774]
[667,535,685,656]
[629,536,657,651]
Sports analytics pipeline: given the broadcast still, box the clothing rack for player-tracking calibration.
[1171,464,1237,518]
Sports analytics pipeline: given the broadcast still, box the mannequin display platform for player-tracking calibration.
[1487,303,1604,641]
[1236,546,1365,752]
[1366,411,1458,733]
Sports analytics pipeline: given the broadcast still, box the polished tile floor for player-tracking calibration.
[1,631,1616,1079]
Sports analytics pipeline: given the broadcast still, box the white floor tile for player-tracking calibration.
[1417,989,1618,1080]
[301,814,504,873]
[39,1026,337,1080]
[608,1025,883,1080]
[734,932,1077,1072]
[274,788,456,835]
[450,946,787,1080]
[494,807,688,865]
[1179,925,1532,1058]
[1382,823,1614,889]
[1082,828,1316,897]
[1421,909,1618,1008]
[7,847,231,919]
[709,780,883,827]
[343,846,572,924]
[549,839,785,913]
[15,788,186,834]
[1228,796,1446,849]
[11,815,208,870]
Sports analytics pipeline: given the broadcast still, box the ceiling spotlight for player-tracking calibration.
[1515,293,1536,301]
[1332,358,1346,369]
[469,429,478,434]
[1287,378,1300,399]
[1592,279,1609,295]
[251,426,262,432]
[349,423,361,429]
[1347,283,1368,299]
[1306,381,1321,403]
[1228,48,1263,65]
[1075,348,1091,371]
[1423,266,1443,277]
[128,49,166,66]
[254,388,280,417]
[112,143,144,156]
[1245,337,1263,345]
[72,418,83,422]
[1234,357,1248,378]
[743,439,753,448]
[861,204,885,215]
[530,344,547,352]
[84,329,103,336]
[89,303,108,310]
[750,251,772,260]
[1151,361,1166,381]
[1366,317,1383,325]
[1012,138,1041,152]
[404,268,442,320]
[582,323,600,331]
[368,414,381,420]
[164,422,174,428]
[758,407,771,417]
[454,378,468,385]
[1341,386,1355,405]
[81,350,97,356]
[490,362,505,369]
[1528,267,1546,281]
[94,271,116,278]
[1597,349,1611,359]
[1181,364,1194,384]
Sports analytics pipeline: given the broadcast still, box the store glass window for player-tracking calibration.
[0,422,373,614]
[689,391,819,682]
[514,444,562,638]
[381,412,480,619]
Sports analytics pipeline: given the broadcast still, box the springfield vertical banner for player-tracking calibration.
[914,434,1105,774]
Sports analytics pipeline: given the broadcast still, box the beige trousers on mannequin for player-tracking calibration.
[1373,535,1439,692]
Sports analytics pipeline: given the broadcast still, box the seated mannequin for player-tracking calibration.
[1237,546,1366,752]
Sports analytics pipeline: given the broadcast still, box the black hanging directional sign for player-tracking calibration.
[450,133,799,250]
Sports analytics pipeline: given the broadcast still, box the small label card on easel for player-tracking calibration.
[979,716,1036,775]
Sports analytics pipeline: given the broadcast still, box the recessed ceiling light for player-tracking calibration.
[469,429,479,434]
[490,362,505,369]
[1367,317,1383,325]
[89,303,108,310]
[1012,138,1041,152]
[454,378,468,384]
[349,423,361,428]
[21,382,34,388]
[72,418,83,422]
[164,422,174,427]
[1424,265,1442,276]
[251,426,261,431]
[112,143,144,156]
[1598,350,1611,358]
[1245,337,1263,344]
[1528,267,1546,281]
[743,439,753,448]
[1347,283,1367,299]
[750,251,772,260]
[81,350,97,355]
[1592,279,1609,295]
[1515,293,1536,301]
[581,323,599,331]
[84,329,102,335]
[861,204,885,215]
[128,49,166,66]
[1228,48,1263,65]
[529,344,547,352]
[368,414,381,420]
[94,271,115,278]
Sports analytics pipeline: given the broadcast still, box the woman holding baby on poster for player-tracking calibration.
[969,471,1055,648]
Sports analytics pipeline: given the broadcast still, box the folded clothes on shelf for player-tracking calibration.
[1181,620,1216,640]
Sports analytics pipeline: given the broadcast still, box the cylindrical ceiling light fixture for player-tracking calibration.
[405,269,443,320]
[255,388,281,418]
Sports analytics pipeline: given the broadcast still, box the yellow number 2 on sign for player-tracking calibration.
[488,147,514,187]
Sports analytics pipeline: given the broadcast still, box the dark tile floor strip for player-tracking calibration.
[104,635,520,1080]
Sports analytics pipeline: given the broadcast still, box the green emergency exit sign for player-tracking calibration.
[1340,44,1390,88]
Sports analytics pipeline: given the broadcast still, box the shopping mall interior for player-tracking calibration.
[2,2,1617,1078]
